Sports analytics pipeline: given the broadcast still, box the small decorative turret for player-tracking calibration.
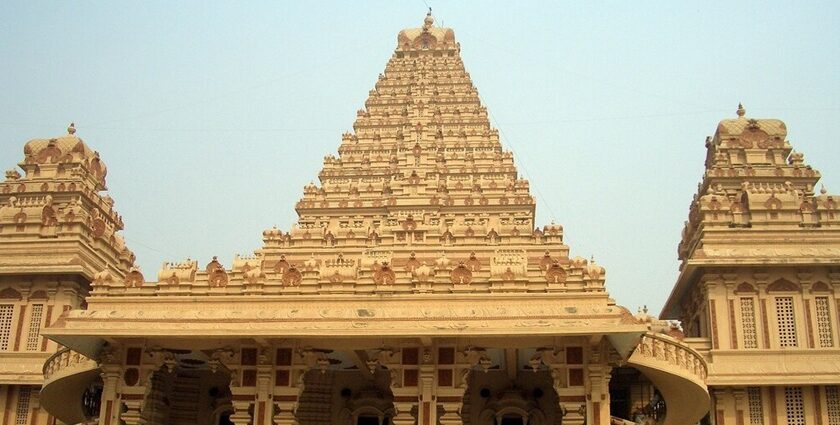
[67,122,76,135]
[423,9,434,30]
[736,103,746,118]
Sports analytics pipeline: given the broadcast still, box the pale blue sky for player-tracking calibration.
[1,1,838,315]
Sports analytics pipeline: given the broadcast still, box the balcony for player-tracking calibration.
[41,348,101,424]
[627,332,710,425]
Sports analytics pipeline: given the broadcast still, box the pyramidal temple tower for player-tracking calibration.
[262,11,575,293]
[2,14,718,425]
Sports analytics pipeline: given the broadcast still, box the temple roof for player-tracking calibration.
[23,123,101,164]
[397,12,456,51]
[661,104,840,318]
[714,104,787,142]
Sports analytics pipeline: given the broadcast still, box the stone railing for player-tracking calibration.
[627,332,710,425]
[632,332,708,385]
[41,347,101,425]
[43,347,97,381]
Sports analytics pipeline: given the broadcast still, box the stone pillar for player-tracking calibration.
[438,400,462,425]
[120,399,148,425]
[711,388,732,425]
[419,365,436,425]
[586,364,612,425]
[551,366,585,425]
[98,363,122,425]
[254,357,274,425]
[272,399,298,425]
[231,400,253,425]
[732,388,747,425]
[392,397,417,425]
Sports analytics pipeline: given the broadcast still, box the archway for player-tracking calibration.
[141,352,233,425]
[297,366,395,425]
[462,366,558,425]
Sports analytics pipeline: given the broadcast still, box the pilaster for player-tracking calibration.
[120,399,147,425]
[550,361,585,425]
[272,399,297,425]
[418,349,436,425]
[98,362,122,425]
[586,364,611,425]
[392,394,418,425]
[254,348,274,425]
[231,399,253,425]
[732,388,746,425]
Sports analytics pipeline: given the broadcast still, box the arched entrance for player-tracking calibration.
[141,351,233,425]
[462,366,559,425]
[297,366,395,425]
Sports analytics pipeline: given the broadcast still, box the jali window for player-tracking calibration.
[827,385,840,425]
[26,304,43,351]
[747,387,764,425]
[815,297,834,348]
[741,297,759,349]
[775,297,798,348]
[784,387,805,425]
[0,304,14,351]
[15,386,31,425]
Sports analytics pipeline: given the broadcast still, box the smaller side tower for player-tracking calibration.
[662,105,840,425]
[0,124,135,424]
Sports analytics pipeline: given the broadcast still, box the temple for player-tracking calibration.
[0,13,838,425]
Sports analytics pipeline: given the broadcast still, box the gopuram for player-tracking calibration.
[0,12,838,425]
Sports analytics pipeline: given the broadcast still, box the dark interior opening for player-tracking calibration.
[500,416,524,425]
[358,416,382,425]
[218,412,234,425]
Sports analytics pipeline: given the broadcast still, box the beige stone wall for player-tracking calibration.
[711,385,840,425]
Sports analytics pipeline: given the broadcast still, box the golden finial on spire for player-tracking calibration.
[736,103,746,118]
[68,122,76,135]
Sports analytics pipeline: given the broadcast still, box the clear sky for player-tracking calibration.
[1,1,838,316]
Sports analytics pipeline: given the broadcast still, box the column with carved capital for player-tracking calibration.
[254,355,275,425]
[120,399,148,425]
[231,399,253,425]
[98,362,122,425]
[732,388,747,425]
[438,400,462,425]
[418,358,437,425]
[391,367,418,425]
[711,388,733,425]
[585,364,612,425]
[273,399,298,425]
[392,397,417,425]
[549,363,585,425]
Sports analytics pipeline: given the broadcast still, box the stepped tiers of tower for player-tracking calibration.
[677,107,840,268]
[666,105,840,328]
[70,13,604,298]
[0,123,136,281]
[4,13,840,425]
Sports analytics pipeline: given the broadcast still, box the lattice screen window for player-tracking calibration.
[748,387,764,425]
[14,386,31,425]
[26,304,43,351]
[784,387,805,425]
[775,297,798,348]
[815,297,834,348]
[827,385,840,425]
[0,304,14,351]
[741,297,759,348]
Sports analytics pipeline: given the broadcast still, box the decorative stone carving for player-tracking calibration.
[450,262,472,284]
[123,267,144,288]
